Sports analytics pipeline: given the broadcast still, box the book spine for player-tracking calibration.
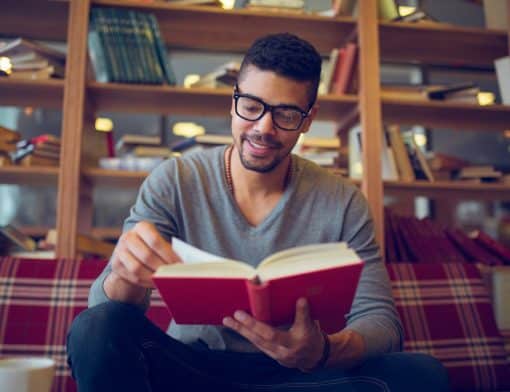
[139,13,165,84]
[147,13,177,85]
[246,280,271,323]
[88,11,111,83]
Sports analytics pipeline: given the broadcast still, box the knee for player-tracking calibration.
[67,301,145,362]
[387,352,450,391]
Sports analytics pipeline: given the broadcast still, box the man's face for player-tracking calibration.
[230,66,317,173]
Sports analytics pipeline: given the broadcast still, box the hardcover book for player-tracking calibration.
[153,239,364,332]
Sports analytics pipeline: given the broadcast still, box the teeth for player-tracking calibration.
[250,141,270,149]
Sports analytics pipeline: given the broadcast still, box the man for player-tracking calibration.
[67,33,449,391]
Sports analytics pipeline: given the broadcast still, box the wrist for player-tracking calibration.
[301,330,330,373]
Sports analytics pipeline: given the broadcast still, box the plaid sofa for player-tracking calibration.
[1,257,509,392]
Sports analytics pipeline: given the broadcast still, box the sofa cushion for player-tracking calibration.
[387,262,510,392]
[0,257,171,392]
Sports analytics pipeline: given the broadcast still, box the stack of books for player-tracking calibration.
[99,133,168,171]
[188,61,240,89]
[245,0,305,13]
[10,134,61,167]
[0,126,20,166]
[88,7,177,84]
[0,38,66,80]
[384,208,510,266]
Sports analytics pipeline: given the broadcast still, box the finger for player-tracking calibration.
[293,298,314,329]
[124,231,167,272]
[134,222,181,265]
[223,313,281,354]
[112,246,154,288]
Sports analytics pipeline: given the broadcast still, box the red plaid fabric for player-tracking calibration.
[0,257,171,392]
[387,263,510,392]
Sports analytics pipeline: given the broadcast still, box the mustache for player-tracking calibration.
[241,132,283,148]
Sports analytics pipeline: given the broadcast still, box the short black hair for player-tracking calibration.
[238,33,322,108]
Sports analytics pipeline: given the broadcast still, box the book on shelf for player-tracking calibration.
[386,125,415,182]
[445,228,504,266]
[411,139,435,182]
[0,38,65,63]
[456,165,503,181]
[0,126,21,143]
[115,133,162,155]
[188,61,240,89]
[153,238,364,331]
[330,43,358,95]
[319,48,339,95]
[20,154,59,167]
[487,266,510,332]
[99,156,165,171]
[246,0,305,12]
[483,0,509,30]
[130,145,173,158]
[495,56,510,105]
[159,0,222,5]
[469,230,510,264]
[0,224,38,254]
[45,229,115,258]
[348,125,398,181]
[88,7,176,85]
[426,152,469,172]
[0,38,65,79]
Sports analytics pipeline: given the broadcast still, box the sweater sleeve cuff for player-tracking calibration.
[345,316,403,359]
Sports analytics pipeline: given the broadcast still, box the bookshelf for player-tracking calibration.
[1,0,510,257]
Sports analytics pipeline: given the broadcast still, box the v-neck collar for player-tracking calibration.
[219,146,297,233]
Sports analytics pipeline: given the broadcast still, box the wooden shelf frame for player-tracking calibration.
[384,180,510,201]
[1,0,509,256]
[0,78,64,109]
[94,0,507,67]
[0,166,59,186]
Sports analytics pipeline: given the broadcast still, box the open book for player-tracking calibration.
[152,239,364,332]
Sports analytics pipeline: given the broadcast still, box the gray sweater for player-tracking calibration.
[90,146,403,358]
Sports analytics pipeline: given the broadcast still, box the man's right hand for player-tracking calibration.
[104,221,181,304]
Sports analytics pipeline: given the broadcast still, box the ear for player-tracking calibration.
[300,103,319,134]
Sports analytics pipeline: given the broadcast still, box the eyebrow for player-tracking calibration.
[236,87,307,112]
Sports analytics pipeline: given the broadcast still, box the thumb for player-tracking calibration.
[293,298,314,329]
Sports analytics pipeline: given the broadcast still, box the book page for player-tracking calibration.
[154,260,256,279]
[172,237,226,264]
[259,242,348,266]
[257,244,361,283]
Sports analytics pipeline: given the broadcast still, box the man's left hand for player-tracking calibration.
[223,298,325,371]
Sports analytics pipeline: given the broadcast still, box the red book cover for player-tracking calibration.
[445,228,503,266]
[469,230,510,264]
[332,43,357,95]
[152,240,364,333]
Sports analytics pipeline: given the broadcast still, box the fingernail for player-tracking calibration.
[223,317,233,327]
[234,311,248,321]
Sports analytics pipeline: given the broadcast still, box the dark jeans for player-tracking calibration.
[67,302,450,392]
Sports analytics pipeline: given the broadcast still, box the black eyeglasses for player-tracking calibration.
[233,86,311,131]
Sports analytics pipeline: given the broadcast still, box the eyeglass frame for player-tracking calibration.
[232,85,314,131]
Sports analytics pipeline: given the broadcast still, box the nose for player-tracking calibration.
[256,109,277,134]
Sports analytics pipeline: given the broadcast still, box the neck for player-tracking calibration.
[225,145,292,198]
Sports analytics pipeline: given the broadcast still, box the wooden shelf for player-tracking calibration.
[82,167,148,188]
[92,0,356,55]
[381,99,510,131]
[379,22,507,68]
[384,180,510,200]
[0,78,64,109]
[0,166,59,186]
[93,1,506,67]
[0,0,69,41]
[88,82,358,120]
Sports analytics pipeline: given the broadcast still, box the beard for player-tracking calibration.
[238,132,289,173]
